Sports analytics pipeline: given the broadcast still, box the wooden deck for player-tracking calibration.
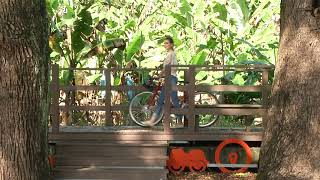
[49,126,264,142]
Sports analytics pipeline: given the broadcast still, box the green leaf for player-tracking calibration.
[207,37,219,49]
[51,0,59,11]
[195,71,207,81]
[103,39,114,49]
[232,74,245,85]
[236,53,248,62]
[63,4,75,20]
[170,11,188,27]
[124,20,136,30]
[76,44,93,60]
[77,10,93,36]
[249,1,271,24]
[213,3,227,21]
[87,74,102,84]
[114,49,124,65]
[71,31,85,55]
[236,0,250,22]
[191,50,207,65]
[126,33,145,62]
[180,0,192,15]
[114,76,121,85]
[193,0,206,17]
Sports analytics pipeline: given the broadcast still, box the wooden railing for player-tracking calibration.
[50,64,274,134]
[163,65,272,133]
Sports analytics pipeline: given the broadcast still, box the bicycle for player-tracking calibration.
[128,76,220,127]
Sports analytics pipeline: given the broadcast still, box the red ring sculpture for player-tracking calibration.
[214,138,252,173]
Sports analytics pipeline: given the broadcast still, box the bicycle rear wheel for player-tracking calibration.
[129,91,163,126]
[195,91,219,127]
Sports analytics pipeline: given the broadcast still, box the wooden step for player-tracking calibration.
[55,156,167,166]
[53,166,168,180]
[55,145,166,157]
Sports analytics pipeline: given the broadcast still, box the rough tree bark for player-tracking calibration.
[258,0,320,179]
[0,0,49,180]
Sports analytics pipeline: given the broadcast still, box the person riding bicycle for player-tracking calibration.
[143,36,181,126]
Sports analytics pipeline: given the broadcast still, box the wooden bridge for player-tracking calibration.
[48,64,273,180]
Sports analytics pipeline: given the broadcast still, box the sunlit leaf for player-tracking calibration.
[126,32,145,62]
[180,0,192,15]
[191,50,207,65]
[213,3,227,21]
[87,74,102,84]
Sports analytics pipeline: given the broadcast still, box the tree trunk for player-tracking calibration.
[0,0,50,179]
[258,0,320,179]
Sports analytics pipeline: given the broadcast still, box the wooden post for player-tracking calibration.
[261,68,269,123]
[51,64,60,134]
[105,69,113,126]
[183,69,189,128]
[188,66,196,132]
[262,69,269,108]
[163,66,171,133]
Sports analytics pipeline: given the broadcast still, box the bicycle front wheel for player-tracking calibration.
[195,91,219,127]
[129,91,163,127]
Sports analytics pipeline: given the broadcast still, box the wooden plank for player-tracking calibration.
[54,142,168,147]
[170,64,274,69]
[105,70,112,126]
[111,104,129,111]
[208,163,258,168]
[59,106,105,111]
[49,131,263,142]
[59,65,274,71]
[51,141,169,146]
[55,146,166,157]
[111,85,187,91]
[60,67,158,71]
[51,64,60,134]
[60,85,187,91]
[195,68,269,72]
[195,85,270,92]
[55,157,167,167]
[59,104,263,112]
[195,104,263,108]
[53,167,168,180]
[188,66,196,132]
[60,85,105,91]
[112,85,149,91]
[194,108,266,116]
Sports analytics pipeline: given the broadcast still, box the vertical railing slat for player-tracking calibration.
[183,69,189,128]
[262,69,269,108]
[188,66,196,132]
[51,64,60,134]
[261,68,269,123]
[105,69,112,126]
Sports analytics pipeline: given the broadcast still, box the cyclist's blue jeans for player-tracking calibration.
[154,75,180,117]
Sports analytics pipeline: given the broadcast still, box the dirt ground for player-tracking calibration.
[168,172,256,180]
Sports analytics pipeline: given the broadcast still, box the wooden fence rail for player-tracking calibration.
[50,64,274,134]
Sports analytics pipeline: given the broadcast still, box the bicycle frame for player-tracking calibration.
[147,81,162,106]
[146,79,188,107]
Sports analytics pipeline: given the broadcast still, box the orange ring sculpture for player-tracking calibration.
[214,138,252,173]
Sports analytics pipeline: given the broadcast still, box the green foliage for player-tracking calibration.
[47,0,279,127]
[47,0,280,88]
